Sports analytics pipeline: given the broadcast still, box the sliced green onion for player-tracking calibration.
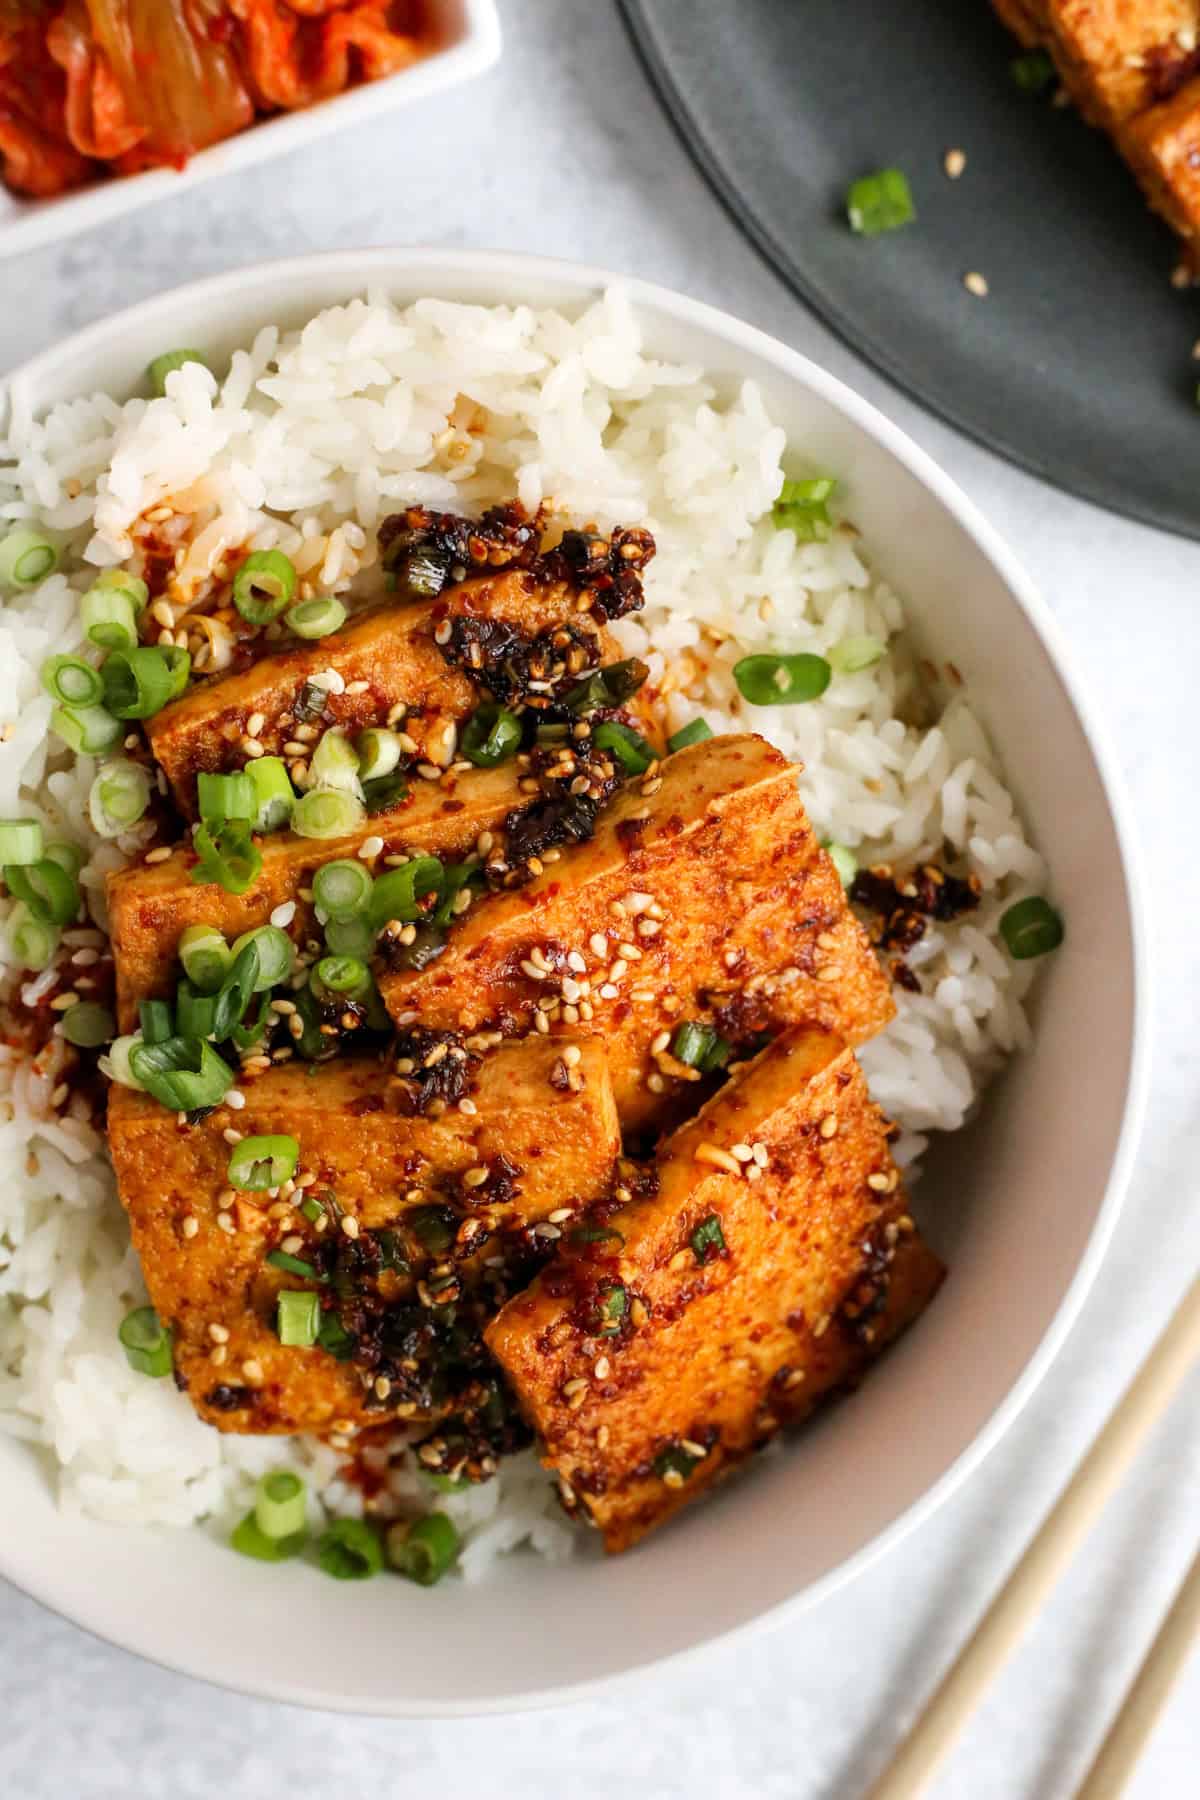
[230,1512,305,1562]
[101,646,178,720]
[356,728,404,782]
[286,595,346,639]
[254,1470,307,1539]
[667,719,713,754]
[318,1517,385,1581]
[410,1206,455,1255]
[847,168,915,235]
[209,940,261,1039]
[593,720,656,775]
[598,1283,627,1332]
[118,1305,172,1377]
[294,679,330,725]
[431,861,482,929]
[772,476,837,541]
[299,1195,324,1225]
[82,572,148,651]
[191,820,262,896]
[231,992,272,1054]
[51,702,122,755]
[1011,48,1055,94]
[147,348,209,396]
[128,1035,234,1111]
[230,925,294,990]
[246,756,295,833]
[267,1248,321,1281]
[43,840,85,877]
[308,727,362,797]
[670,1020,731,1073]
[233,549,296,626]
[387,1512,460,1587]
[363,771,410,814]
[88,759,152,837]
[1000,896,1064,960]
[100,1032,144,1089]
[369,856,444,928]
[828,635,886,674]
[565,658,650,716]
[390,542,452,601]
[276,1289,321,1346]
[178,923,231,993]
[160,644,191,700]
[41,654,104,708]
[323,914,374,959]
[0,527,58,588]
[197,770,255,827]
[313,858,374,920]
[653,1444,700,1483]
[175,980,217,1040]
[4,904,59,971]
[0,820,43,865]
[691,1213,726,1262]
[823,840,857,888]
[139,998,174,1045]
[228,1133,300,1192]
[292,788,365,841]
[314,954,371,1002]
[733,653,831,706]
[5,858,79,926]
[288,985,328,1062]
[461,704,523,769]
[61,1000,114,1048]
[316,1311,355,1360]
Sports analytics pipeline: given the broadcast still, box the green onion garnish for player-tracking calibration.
[733,652,831,706]
[667,719,713,754]
[268,1249,321,1281]
[246,755,295,833]
[387,1512,460,1587]
[324,913,375,959]
[363,770,411,814]
[5,905,59,971]
[128,1035,234,1111]
[391,542,452,601]
[0,820,43,866]
[670,1020,731,1072]
[316,1312,355,1360]
[229,924,294,991]
[178,923,232,993]
[230,1512,305,1562]
[565,657,650,716]
[88,759,152,838]
[599,1283,627,1332]
[209,942,263,1041]
[593,720,656,775]
[308,727,362,798]
[197,770,255,827]
[41,654,104,709]
[276,1288,321,1345]
[43,839,84,877]
[369,856,444,928]
[175,980,217,1040]
[160,644,191,701]
[138,998,174,1045]
[299,1196,324,1225]
[1011,48,1055,94]
[61,1000,114,1048]
[314,954,371,1002]
[847,168,916,236]
[51,702,122,756]
[772,476,837,540]
[999,896,1064,960]
[691,1213,726,1262]
[828,635,886,674]
[101,1033,145,1090]
[653,1444,699,1482]
[291,788,365,840]
[460,704,522,769]
[823,841,857,888]
[233,549,297,626]
[101,645,184,720]
[255,1470,307,1540]
[190,820,263,895]
[117,1305,172,1377]
[286,595,346,639]
[356,727,404,783]
[313,858,374,920]
[228,1133,300,1192]
[5,858,79,927]
[317,1518,384,1581]
[81,572,148,650]
[0,527,58,588]
[147,348,209,396]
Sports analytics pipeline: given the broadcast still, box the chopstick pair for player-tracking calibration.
[867,1272,1200,1800]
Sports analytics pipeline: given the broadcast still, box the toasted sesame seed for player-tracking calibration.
[819,1113,838,1140]
[752,1142,769,1168]
[562,1376,588,1398]
[566,950,587,974]
[669,1248,691,1271]
[246,711,265,738]
[434,620,453,645]
[534,1010,550,1035]
[216,1211,234,1233]
[815,964,842,983]
[341,1215,360,1239]
[608,960,627,982]
[630,1298,649,1328]
[596,1424,611,1450]
[222,1127,243,1144]
[694,1142,742,1176]
[241,1358,264,1383]
[458,1097,478,1116]
[241,736,265,759]
[812,1314,830,1340]
[269,901,297,928]
[651,1030,671,1054]
[561,1043,582,1068]
[637,919,661,938]
[963,270,988,298]
[731,1143,754,1162]
[681,1439,707,1458]
[662,1468,685,1489]
[594,1356,611,1380]
[182,1215,199,1239]
[374,1376,392,1399]
[280,1234,303,1254]
[143,845,173,865]
[345,679,370,695]
[943,147,966,179]
[208,1322,230,1343]
[358,835,384,860]
[49,992,79,1012]
[225,1088,246,1110]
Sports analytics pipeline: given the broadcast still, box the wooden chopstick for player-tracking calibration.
[1072,1540,1200,1800]
[866,1271,1200,1800]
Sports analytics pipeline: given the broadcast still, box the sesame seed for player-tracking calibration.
[597,1425,611,1449]
[463,1166,489,1188]
[226,1088,246,1110]
[963,270,988,298]
[752,1142,769,1168]
[281,1234,303,1254]
[217,1211,235,1234]
[681,1439,708,1458]
[669,1248,691,1271]
[943,148,966,179]
[637,919,661,938]
[589,933,608,958]
[867,1172,890,1193]
[548,1206,574,1223]
[731,1143,754,1162]
[458,1097,478,1116]
[208,1322,229,1343]
[182,1216,199,1239]
[211,1344,227,1366]
[358,835,384,860]
[662,1468,685,1489]
[694,1142,742,1176]
[283,740,308,757]
[812,1314,830,1340]
[345,679,370,695]
[241,1359,264,1383]
[241,736,265,759]
[630,1298,649,1328]
[341,1215,360,1239]
[434,621,452,645]
[49,992,79,1012]
[594,1356,611,1380]
[374,1376,392,1399]
[246,710,265,737]
[815,964,842,983]
[819,1114,838,1140]
[144,845,173,865]
[534,1010,550,1035]
[222,1127,243,1144]
[269,901,297,929]
[561,1043,582,1067]
[608,960,627,981]
[417,763,442,781]
[567,950,587,974]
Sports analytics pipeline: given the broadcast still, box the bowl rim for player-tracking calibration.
[0,247,1152,1716]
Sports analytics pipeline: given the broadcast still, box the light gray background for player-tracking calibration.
[2,5,1198,1796]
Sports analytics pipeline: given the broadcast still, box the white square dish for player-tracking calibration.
[0,0,501,260]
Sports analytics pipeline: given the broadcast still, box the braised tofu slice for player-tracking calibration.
[147,566,631,817]
[1001,1,1200,129]
[486,1028,944,1553]
[1120,76,1200,243]
[107,1039,619,1436]
[106,761,531,1031]
[378,735,894,1134]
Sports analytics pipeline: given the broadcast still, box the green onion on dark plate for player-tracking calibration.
[118,1305,172,1377]
[847,167,915,235]
[999,896,1064,960]
[387,1512,460,1587]
[232,549,297,626]
[667,718,713,754]
[733,652,831,706]
[228,1133,300,1191]
[317,1517,384,1580]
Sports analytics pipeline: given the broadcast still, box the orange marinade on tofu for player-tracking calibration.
[106,1039,619,1435]
[376,734,894,1134]
[486,1027,945,1553]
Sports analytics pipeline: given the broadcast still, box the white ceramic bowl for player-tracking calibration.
[0,250,1148,1714]
[0,3,500,259]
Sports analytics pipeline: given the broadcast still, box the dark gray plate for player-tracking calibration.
[621,0,1200,538]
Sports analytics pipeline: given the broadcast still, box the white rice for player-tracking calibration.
[0,287,1046,1571]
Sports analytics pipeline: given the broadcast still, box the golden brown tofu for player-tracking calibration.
[107,1038,619,1436]
[1120,75,1200,242]
[379,735,894,1134]
[487,1028,944,1552]
[146,567,642,817]
[1004,1,1200,128]
[106,761,533,1031]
